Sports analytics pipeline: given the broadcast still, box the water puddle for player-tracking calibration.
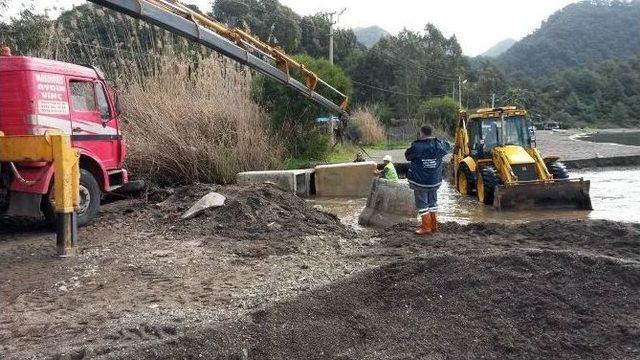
[576,131,640,146]
[310,167,640,225]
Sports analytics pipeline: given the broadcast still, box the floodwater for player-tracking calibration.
[310,166,640,226]
[577,131,640,146]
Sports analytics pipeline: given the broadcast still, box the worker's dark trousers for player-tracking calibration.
[411,185,439,216]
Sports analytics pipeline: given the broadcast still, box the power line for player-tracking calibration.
[352,79,449,99]
[376,50,460,81]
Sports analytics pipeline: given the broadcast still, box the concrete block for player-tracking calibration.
[181,192,226,219]
[359,178,416,228]
[314,161,377,197]
[236,169,314,196]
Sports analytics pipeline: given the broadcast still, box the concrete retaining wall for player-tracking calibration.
[236,169,314,197]
[563,155,640,169]
[358,178,416,228]
[314,161,377,197]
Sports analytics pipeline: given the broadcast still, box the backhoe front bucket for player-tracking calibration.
[493,178,592,210]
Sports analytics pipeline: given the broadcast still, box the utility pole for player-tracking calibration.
[329,25,334,64]
[405,63,410,117]
[458,75,462,107]
[458,76,467,108]
[327,8,346,64]
[491,93,496,108]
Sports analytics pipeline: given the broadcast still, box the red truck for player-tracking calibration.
[0,53,128,226]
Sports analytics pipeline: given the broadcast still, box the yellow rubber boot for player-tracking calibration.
[431,212,439,233]
[415,213,432,235]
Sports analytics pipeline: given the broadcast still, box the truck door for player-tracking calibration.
[68,78,120,169]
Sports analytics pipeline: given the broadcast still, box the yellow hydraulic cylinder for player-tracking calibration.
[0,131,80,256]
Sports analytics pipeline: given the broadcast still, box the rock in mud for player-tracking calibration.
[181,191,226,220]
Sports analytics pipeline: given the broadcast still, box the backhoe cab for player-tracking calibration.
[453,107,592,210]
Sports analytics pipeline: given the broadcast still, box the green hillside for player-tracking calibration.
[497,0,640,77]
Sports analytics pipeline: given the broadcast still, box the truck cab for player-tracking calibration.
[0,53,128,226]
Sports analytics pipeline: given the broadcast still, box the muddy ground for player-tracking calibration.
[1,184,639,359]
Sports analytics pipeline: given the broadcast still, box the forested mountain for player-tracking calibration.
[2,0,638,129]
[480,38,515,58]
[353,26,390,48]
[496,0,640,77]
[523,56,640,128]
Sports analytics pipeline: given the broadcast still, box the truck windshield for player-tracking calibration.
[469,115,531,156]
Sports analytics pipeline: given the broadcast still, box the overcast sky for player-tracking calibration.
[2,0,578,55]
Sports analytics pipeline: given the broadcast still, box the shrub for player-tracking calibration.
[347,106,386,145]
[122,56,283,185]
[254,54,353,160]
[417,97,460,136]
[11,3,287,185]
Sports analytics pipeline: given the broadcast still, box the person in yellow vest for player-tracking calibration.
[375,154,399,182]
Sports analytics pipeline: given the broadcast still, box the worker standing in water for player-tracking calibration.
[405,125,452,235]
[375,155,399,182]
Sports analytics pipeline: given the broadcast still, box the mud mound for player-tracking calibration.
[113,250,640,359]
[89,183,353,257]
[379,219,640,261]
[168,184,354,240]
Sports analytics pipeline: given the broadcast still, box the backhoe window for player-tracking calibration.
[501,116,530,147]
[469,115,531,156]
[482,122,499,153]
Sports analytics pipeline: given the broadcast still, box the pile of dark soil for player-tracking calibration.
[161,183,354,240]
[89,183,353,258]
[112,249,640,359]
[378,219,640,261]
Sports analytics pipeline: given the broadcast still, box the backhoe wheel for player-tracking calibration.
[42,169,101,228]
[548,161,570,181]
[457,165,476,196]
[477,166,499,205]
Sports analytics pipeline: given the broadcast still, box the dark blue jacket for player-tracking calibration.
[404,137,452,188]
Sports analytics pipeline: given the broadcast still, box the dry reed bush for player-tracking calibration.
[5,4,283,184]
[122,56,283,185]
[347,107,386,145]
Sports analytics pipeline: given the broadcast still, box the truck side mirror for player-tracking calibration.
[114,92,123,116]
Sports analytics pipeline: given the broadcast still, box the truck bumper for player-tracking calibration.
[5,191,43,218]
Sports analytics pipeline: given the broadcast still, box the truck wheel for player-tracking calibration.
[477,167,499,205]
[548,161,570,180]
[42,169,102,227]
[457,165,476,196]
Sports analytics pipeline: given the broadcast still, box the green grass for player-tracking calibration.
[364,139,412,150]
[283,140,413,169]
[283,144,364,169]
[283,157,313,170]
[328,144,361,163]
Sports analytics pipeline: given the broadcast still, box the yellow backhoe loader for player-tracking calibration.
[452,107,592,210]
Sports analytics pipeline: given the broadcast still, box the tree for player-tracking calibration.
[213,0,301,52]
[351,25,466,119]
[417,97,459,135]
[501,88,536,109]
[0,9,52,56]
[253,54,353,158]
